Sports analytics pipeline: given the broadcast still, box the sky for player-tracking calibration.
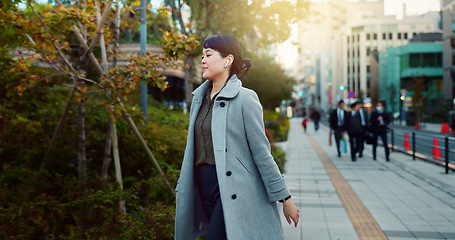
[384,0,440,19]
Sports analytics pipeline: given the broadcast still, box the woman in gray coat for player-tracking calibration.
[175,35,300,240]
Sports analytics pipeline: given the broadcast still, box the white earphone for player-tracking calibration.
[224,60,229,68]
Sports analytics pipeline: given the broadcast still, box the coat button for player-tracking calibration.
[226,171,232,176]
[231,194,237,199]
[220,102,225,107]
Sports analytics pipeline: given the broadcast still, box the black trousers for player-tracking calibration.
[349,133,362,160]
[334,127,344,154]
[373,131,390,160]
[195,165,227,240]
[314,120,320,131]
[358,131,365,156]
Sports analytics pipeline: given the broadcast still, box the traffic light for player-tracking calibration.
[298,91,303,97]
[339,85,345,91]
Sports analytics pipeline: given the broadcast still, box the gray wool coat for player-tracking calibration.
[174,75,291,240]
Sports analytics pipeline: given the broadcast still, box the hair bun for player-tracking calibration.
[242,58,253,75]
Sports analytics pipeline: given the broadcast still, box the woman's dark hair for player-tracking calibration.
[203,35,253,78]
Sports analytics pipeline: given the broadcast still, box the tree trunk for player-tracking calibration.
[111,120,126,213]
[77,92,87,185]
[101,114,112,180]
[113,2,120,67]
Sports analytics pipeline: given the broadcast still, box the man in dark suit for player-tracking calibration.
[357,102,369,158]
[329,100,347,157]
[345,102,364,161]
[369,101,390,161]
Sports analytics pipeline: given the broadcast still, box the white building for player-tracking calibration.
[315,51,332,115]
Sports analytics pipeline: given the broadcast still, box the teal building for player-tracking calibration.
[378,38,443,116]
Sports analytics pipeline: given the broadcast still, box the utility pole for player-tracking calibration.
[140,0,148,123]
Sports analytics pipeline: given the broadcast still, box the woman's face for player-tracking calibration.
[201,48,230,80]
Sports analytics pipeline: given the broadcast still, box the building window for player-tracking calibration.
[373,33,377,40]
[422,53,434,67]
[404,33,408,39]
[389,33,392,39]
[436,52,442,67]
[367,65,370,73]
[398,33,402,39]
[367,47,371,56]
[382,33,386,39]
[409,53,420,67]
[367,33,370,40]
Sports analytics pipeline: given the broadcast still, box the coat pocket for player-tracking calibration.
[236,157,251,174]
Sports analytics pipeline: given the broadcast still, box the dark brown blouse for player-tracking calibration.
[194,84,218,167]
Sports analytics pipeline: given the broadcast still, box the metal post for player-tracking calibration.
[391,128,394,152]
[140,0,147,123]
[445,136,449,174]
[412,131,416,160]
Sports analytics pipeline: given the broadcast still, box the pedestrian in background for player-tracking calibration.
[329,100,347,157]
[357,102,368,157]
[175,35,299,240]
[310,108,321,131]
[370,101,390,161]
[302,116,309,132]
[345,102,363,161]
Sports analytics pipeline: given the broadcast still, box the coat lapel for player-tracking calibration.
[216,74,241,100]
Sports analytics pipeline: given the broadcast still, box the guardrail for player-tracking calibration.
[388,127,455,174]
[319,119,454,174]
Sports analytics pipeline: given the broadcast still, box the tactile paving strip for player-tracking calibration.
[307,134,388,240]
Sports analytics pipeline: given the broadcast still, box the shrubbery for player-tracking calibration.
[264,109,290,142]
[0,85,290,239]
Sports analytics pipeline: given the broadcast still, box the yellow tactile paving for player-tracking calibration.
[307,134,388,240]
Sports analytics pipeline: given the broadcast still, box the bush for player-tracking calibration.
[271,146,286,174]
[0,85,187,239]
[264,110,290,142]
[0,83,291,239]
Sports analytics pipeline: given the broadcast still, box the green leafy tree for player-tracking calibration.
[169,0,309,107]
[1,0,199,238]
[243,54,295,109]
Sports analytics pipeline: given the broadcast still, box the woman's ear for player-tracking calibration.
[228,54,234,65]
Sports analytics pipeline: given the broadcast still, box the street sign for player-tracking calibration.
[348,90,355,98]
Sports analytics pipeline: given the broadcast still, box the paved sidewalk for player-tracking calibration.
[278,118,455,240]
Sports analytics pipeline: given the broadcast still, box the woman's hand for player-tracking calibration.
[283,198,300,227]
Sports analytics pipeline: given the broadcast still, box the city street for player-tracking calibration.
[388,125,455,165]
[279,118,455,240]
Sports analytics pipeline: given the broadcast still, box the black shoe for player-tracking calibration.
[352,158,356,162]
[386,157,390,161]
[338,153,341,157]
[373,156,376,160]
[358,154,363,158]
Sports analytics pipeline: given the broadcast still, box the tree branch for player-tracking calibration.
[169,0,187,35]
[29,4,77,73]
[80,0,113,62]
